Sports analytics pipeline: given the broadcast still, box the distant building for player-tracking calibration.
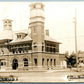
[0,3,66,70]
[78,53,84,67]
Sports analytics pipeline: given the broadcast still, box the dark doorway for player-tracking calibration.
[12,59,18,70]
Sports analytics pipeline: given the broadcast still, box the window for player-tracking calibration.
[50,45,52,52]
[16,49,18,54]
[50,48,52,52]
[5,21,7,23]
[42,58,44,66]
[33,43,37,51]
[0,62,6,66]
[53,48,56,53]
[12,49,15,54]
[46,47,49,52]
[34,59,37,66]
[17,35,19,38]
[34,43,37,47]
[1,49,4,54]
[42,43,44,51]
[42,46,44,51]
[54,59,56,66]
[17,35,21,39]
[18,48,22,53]
[47,44,49,47]
[50,59,52,66]
[25,47,28,53]
[1,62,3,66]
[3,62,6,65]
[23,58,28,66]
[47,59,49,66]
[19,35,21,38]
[46,44,50,52]
[28,43,32,50]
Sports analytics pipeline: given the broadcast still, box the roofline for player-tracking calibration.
[3,19,13,21]
[9,40,32,45]
[0,38,12,41]
[15,32,28,34]
[14,29,28,34]
[45,40,61,44]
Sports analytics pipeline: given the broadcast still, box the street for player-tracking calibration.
[0,70,84,82]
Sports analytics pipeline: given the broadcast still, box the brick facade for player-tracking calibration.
[0,3,65,71]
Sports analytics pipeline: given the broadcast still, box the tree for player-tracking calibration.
[65,51,76,68]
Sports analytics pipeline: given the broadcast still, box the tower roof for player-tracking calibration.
[3,19,13,22]
[30,2,44,8]
[3,16,13,22]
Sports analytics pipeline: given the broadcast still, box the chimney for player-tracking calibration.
[46,30,49,36]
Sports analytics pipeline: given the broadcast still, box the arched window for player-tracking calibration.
[54,59,56,66]
[34,59,37,66]
[18,48,22,53]
[50,59,52,66]
[50,45,52,52]
[47,59,49,66]
[42,58,44,66]
[12,58,18,70]
[53,48,56,53]
[12,49,15,54]
[23,58,28,66]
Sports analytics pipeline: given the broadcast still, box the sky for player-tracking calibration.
[0,2,84,54]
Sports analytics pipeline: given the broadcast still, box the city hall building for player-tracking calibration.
[0,3,66,70]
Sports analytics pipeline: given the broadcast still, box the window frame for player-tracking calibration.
[23,58,28,67]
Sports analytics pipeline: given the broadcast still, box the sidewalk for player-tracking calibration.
[0,68,83,73]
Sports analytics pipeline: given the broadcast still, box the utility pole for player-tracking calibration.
[74,8,79,71]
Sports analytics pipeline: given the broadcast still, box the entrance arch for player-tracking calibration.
[12,59,18,70]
